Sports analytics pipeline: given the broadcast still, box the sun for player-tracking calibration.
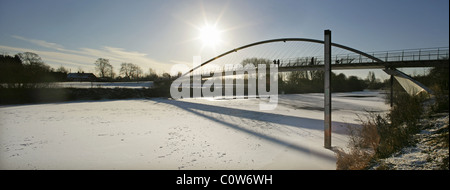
[199,24,222,47]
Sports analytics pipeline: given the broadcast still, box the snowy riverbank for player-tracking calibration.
[370,114,449,170]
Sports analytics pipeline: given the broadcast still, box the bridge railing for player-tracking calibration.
[279,47,449,67]
[195,47,449,75]
[369,47,449,62]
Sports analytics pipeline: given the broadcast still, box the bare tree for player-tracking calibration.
[162,72,171,79]
[56,66,69,74]
[367,71,376,83]
[119,63,142,79]
[130,64,143,79]
[147,68,158,80]
[241,57,272,67]
[17,52,50,72]
[119,63,132,78]
[17,52,43,65]
[94,58,114,78]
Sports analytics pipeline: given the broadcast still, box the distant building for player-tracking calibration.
[67,73,97,82]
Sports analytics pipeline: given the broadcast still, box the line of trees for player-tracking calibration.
[230,57,385,94]
[0,52,173,88]
[280,70,373,93]
[272,58,383,94]
[92,58,168,82]
[0,52,67,88]
[1,51,387,93]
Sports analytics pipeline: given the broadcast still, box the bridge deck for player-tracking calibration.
[278,59,449,72]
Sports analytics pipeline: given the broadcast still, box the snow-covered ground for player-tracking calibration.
[371,115,449,170]
[0,91,389,170]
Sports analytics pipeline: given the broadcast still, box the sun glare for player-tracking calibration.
[199,25,222,47]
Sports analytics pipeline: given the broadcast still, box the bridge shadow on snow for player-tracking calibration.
[152,98,351,162]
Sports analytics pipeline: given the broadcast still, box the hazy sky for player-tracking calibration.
[0,0,448,79]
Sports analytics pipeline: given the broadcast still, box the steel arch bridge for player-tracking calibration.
[176,34,448,149]
[183,38,448,77]
[181,37,448,99]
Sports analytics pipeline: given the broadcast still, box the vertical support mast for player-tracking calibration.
[324,30,332,149]
[390,74,394,107]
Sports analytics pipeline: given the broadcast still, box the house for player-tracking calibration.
[67,73,97,82]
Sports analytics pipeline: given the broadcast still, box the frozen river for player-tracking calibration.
[0,91,389,169]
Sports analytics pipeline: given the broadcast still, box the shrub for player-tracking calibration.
[336,148,373,170]
[336,115,381,170]
[337,93,425,169]
[388,92,423,128]
[430,84,449,113]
